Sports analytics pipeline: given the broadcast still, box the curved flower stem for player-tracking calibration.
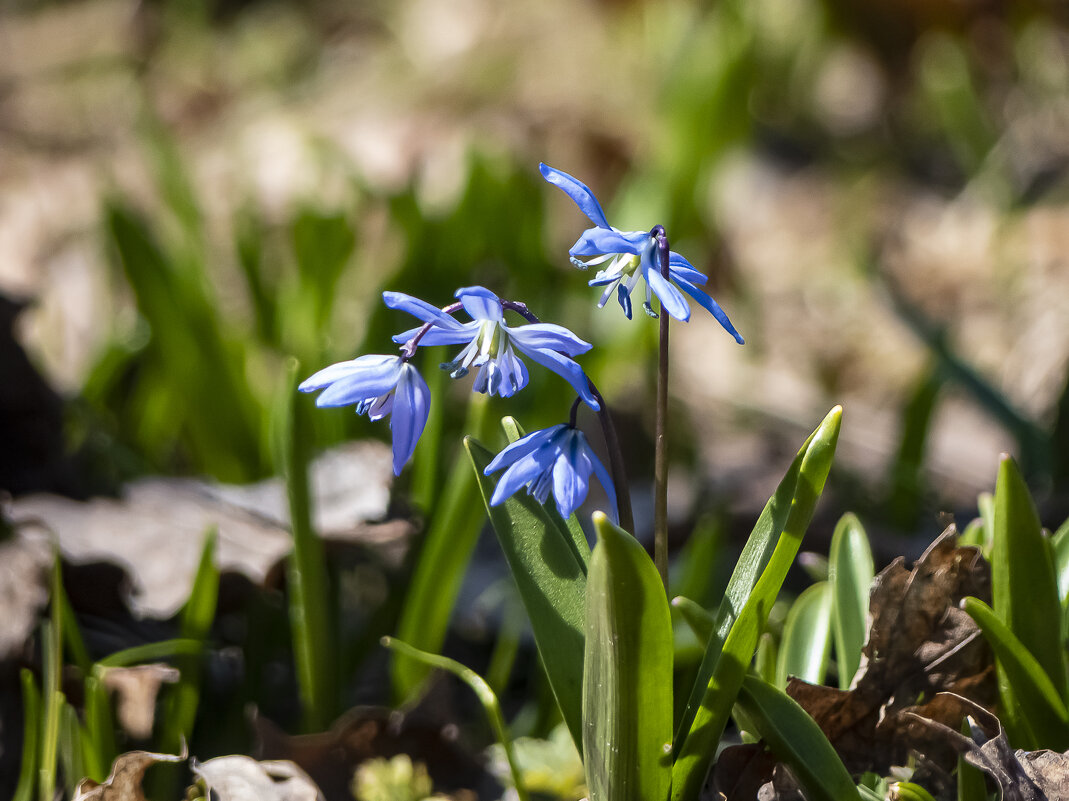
[653,226,670,590]
[581,385,634,534]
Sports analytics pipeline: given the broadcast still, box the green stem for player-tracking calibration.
[654,228,670,590]
[585,386,634,534]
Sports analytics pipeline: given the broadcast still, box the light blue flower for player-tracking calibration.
[484,424,617,521]
[540,162,744,341]
[386,286,601,410]
[298,354,430,476]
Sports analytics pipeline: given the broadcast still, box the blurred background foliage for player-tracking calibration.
[4,0,1069,530]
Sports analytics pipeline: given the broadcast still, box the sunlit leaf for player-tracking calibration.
[776,581,832,688]
[829,513,874,690]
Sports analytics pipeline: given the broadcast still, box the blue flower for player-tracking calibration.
[484,424,617,521]
[298,354,430,476]
[540,162,744,341]
[386,286,601,410]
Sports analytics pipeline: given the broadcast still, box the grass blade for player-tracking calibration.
[382,637,529,801]
[95,639,202,668]
[14,670,40,801]
[776,581,832,688]
[583,513,673,801]
[828,513,874,689]
[275,359,336,731]
[735,675,857,801]
[465,435,588,750]
[392,395,492,699]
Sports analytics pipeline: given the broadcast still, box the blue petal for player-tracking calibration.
[506,323,592,357]
[570,227,648,258]
[311,357,403,407]
[383,292,466,330]
[392,322,480,346]
[552,433,592,518]
[455,286,503,322]
[668,252,708,285]
[675,277,745,344]
[489,444,558,507]
[539,163,611,230]
[511,343,599,411]
[583,437,618,524]
[646,268,691,322]
[485,425,564,474]
[389,364,431,475]
[299,354,397,392]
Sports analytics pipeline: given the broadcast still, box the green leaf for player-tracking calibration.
[735,675,858,801]
[776,582,832,688]
[991,455,1069,705]
[465,435,587,751]
[95,639,202,668]
[672,405,842,801]
[671,597,714,647]
[583,513,672,801]
[670,594,763,801]
[393,395,492,699]
[161,527,219,752]
[275,360,335,731]
[828,513,874,690]
[82,675,115,782]
[890,782,937,801]
[957,719,987,801]
[381,637,530,801]
[963,596,1069,750]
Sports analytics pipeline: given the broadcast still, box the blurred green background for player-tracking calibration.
[4,0,1069,529]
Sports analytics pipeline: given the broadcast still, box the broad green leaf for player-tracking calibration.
[382,637,529,801]
[393,396,492,698]
[754,632,777,686]
[991,455,1068,705]
[466,436,588,750]
[673,405,841,791]
[1052,515,1069,605]
[735,675,858,801]
[828,513,874,689]
[275,360,335,731]
[670,595,763,801]
[584,513,672,801]
[963,596,1069,750]
[776,582,832,688]
[671,597,713,646]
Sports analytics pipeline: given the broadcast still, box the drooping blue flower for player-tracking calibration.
[385,286,601,410]
[484,424,617,521]
[540,162,744,341]
[298,354,430,476]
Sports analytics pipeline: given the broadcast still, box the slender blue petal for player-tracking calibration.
[586,443,618,524]
[569,227,648,258]
[313,358,404,407]
[512,342,599,410]
[675,276,745,343]
[490,445,559,507]
[646,268,691,322]
[506,323,592,357]
[668,252,708,285]
[298,354,397,392]
[552,435,591,518]
[539,163,612,230]
[389,363,430,475]
[391,322,480,346]
[484,426,562,474]
[455,286,503,322]
[383,291,466,330]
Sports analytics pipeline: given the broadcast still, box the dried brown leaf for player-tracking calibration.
[100,663,180,739]
[71,745,187,801]
[192,756,324,801]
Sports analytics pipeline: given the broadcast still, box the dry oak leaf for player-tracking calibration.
[192,756,324,801]
[786,527,996,776]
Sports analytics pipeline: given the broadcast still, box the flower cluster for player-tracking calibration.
[301,163,743,520]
